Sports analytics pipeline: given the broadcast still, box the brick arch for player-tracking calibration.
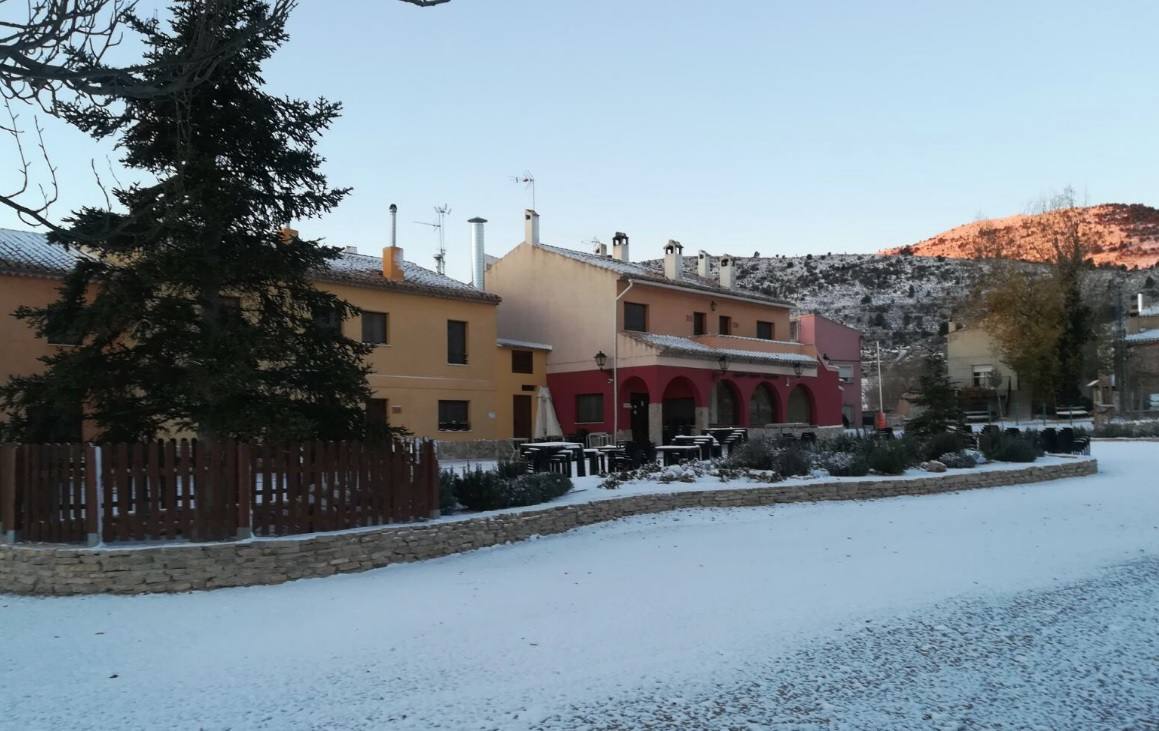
[748,381,780,426]
[787,383,817,425]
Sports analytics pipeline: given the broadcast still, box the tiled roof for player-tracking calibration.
[320,250,500,304]
[1126,329,1159,345]
[627,332,818,366]
[0,228,499,304]
[535,243,794,308]
[0,228,90,275]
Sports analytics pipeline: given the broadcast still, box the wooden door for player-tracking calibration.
[513,395,532,439]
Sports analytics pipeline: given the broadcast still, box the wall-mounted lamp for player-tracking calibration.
[594,350,608,372]
[718,353,729,374]
[793,362,803,378]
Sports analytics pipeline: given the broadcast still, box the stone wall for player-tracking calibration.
[0,459,1097,596]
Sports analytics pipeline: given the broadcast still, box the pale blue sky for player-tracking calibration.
[3,0,1158,283]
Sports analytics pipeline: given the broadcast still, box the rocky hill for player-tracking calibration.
[881,204,1159,269]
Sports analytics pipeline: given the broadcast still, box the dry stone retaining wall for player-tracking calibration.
[0,459,1097,596]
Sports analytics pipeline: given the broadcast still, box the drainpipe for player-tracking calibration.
[612,280,636,442]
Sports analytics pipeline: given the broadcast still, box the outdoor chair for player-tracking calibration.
[1040,428,1058,453]
[586,432,612,448]
[1004,428,1021,438]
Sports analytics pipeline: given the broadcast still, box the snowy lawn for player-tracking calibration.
[2,443,1156,730]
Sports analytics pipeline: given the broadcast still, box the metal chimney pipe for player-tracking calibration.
[389,203,398,247]
[468,217,488,289]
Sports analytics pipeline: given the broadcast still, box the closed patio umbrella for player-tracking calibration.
[533,386,564,439]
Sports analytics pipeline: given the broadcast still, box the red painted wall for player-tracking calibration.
[547,362,845,438]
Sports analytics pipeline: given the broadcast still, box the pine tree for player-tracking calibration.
[0,0,372,442]
[907,353,964,437]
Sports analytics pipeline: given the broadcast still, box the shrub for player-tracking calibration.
[937,451,977,469]
[979,432,1040,463]
[451,468,509,511]
[920,431,970,462]
[814,449,870,477]
[450,468,574,511]
[1095,421,1159,438]
[495,460,528,479]
[727,440,812,476]
[439,470,459,513]
[866,439,915,475]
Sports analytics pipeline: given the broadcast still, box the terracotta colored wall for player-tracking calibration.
[618,281,792,343]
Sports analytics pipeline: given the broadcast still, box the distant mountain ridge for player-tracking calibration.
[880,204,1159,269]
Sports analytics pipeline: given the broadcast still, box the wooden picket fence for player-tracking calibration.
[0,439,439,545]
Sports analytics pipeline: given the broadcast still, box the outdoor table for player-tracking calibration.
[518,441,586,477]
[671,434,719,459]
[654,444,701,466]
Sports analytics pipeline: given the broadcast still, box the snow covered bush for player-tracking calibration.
[936,451,978,469]
[978,431,1040,463]
[813,449,870,477]
[447,468,573,511]
[919,431,971,462]
[1095,421,1159,438]
[726,440,811,476]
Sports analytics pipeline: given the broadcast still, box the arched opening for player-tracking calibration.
[620,376,650,445]
[787,384,815,425]
[749,383,778,426]
[662,376,699,444]
[712,379,741,427]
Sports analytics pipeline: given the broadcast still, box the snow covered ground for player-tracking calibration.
[2,442,1156,730]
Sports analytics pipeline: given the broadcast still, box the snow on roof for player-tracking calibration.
[496,337,553,351]
[535,242,795,308]
[320,250,500,304]
[628,332,818,366]
[0,228,499,305]
[1125,329,1159,345]
[0,227,90,275]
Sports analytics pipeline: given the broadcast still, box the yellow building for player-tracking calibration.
[0,228,547,442]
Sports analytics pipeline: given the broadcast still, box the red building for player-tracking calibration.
[486,211,849,444]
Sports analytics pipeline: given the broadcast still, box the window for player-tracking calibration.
[312,307,343,336]
[45,320,82,346]
[693,311,706,336]
[575,394,604,424]
[719,315,731,335]
[365,398,388,425]
[511,349,533,374]
[789,320,800,342]
[438,400,470,431]
[361,311,388,345]
[447,320,468,364]
[972,365,995,388]
[624,302,648,332]
[838,365,854,383]
[756,320,774,340]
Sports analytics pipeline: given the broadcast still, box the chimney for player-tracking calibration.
[524,209,540,245]
[382,246,405,282]
[593,240,608,256]
[389,203,398,247]
[344,245,358,254]
[697,250,711,277]
[468,217,487,289]
[663,240,684,281]
[719,254,735,289]
[612,232,630,262]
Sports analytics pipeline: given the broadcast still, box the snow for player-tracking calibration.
[1125,328,1159,344]
[2,443,1156,730]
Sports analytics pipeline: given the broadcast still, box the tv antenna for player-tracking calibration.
[511,171,536,209]
[415,204,451,275]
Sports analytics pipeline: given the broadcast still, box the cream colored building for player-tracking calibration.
[946,323,1034,420]
[0,228,547,442]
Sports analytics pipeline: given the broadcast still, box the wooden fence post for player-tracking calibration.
[0,444,15,543]
[84,444,101,546]
[426,440,440,519]
[236,442,253,539]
